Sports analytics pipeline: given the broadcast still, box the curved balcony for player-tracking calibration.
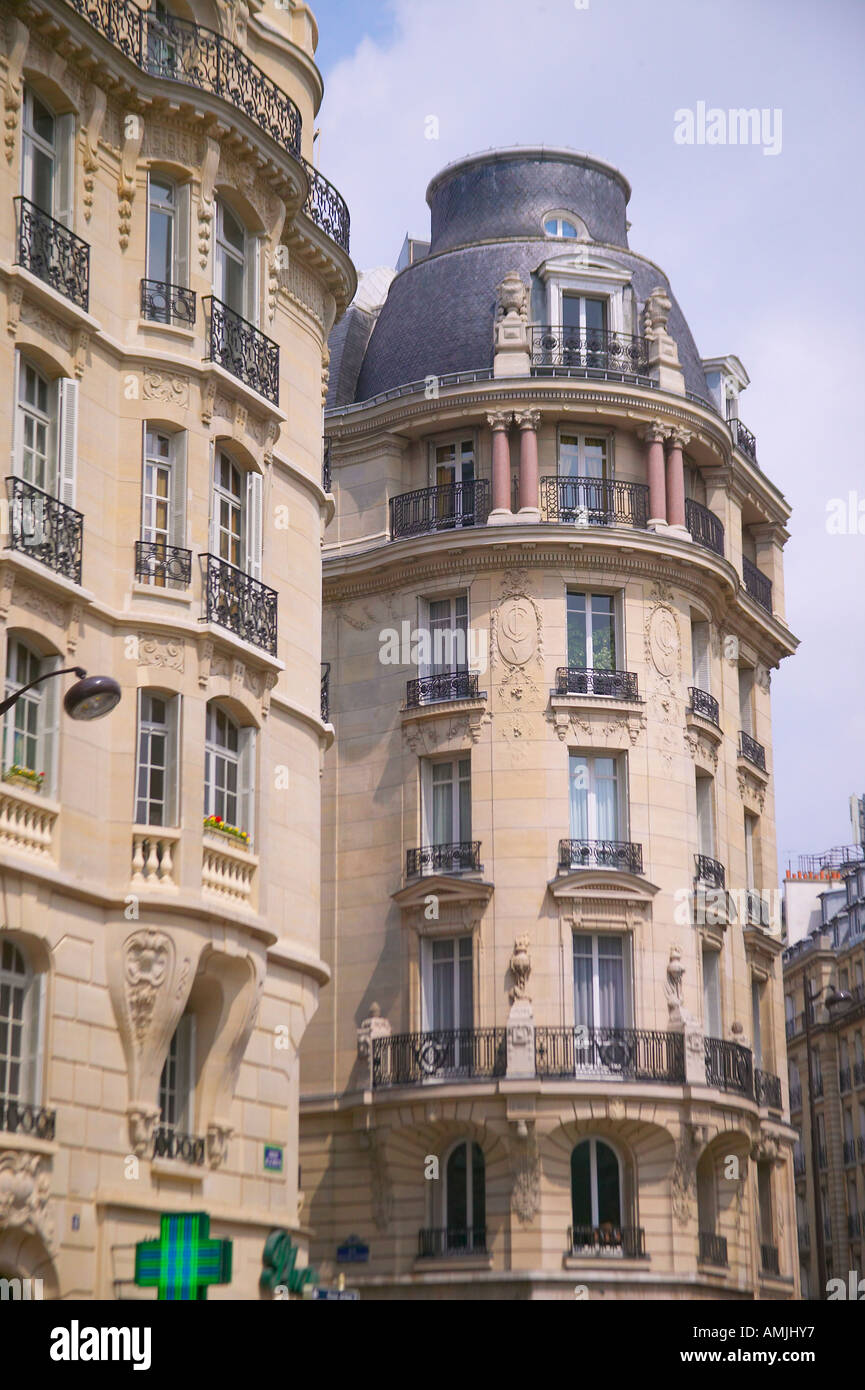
[406,841,481,877]
[567,1225,647,1258]
[730,417,757,461]
[695,853,725,889]
[738,730,767,771]
[390,481,490,539]
[554,668,639,700]
[685,498,724,556]
[204,297,279,405]
[371,1028,506,1088]
[535,1026,685,1084]
[688,687,719,726]
[301,161,350,253]
[540,476,649,529]
[558,838,644,875]
[531,326,650,380]
[742,556,772,613]
[705,1036,753,1098]
[406,671,483,708]
[14,196,89,311]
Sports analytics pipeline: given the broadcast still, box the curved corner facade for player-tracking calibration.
[0,0,354,1297]
[302,146,800,1299]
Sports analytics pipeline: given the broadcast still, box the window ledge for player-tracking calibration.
[412,1253,493,1273]
[200,361,287,425]
[137,319,197,344]
[0,1130,58,1157]
[736,752,770,786]
[685,709,723,747]
[550,694,644,715]
[198,621,285,675]
[0,260,102,334]
[0,550,94,604]
[202,830,257,862]
[400,695,488,726]
[130,581,193,606]
[150,1157,205,1183]
[562,1253,650,1269]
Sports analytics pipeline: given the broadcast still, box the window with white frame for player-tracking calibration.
[140,427,187,582]
[556,432,611,520]
[702,947,722,1037]
[543,213,580,239]
[0,940,43,1106]
[567,592,618,671]
[423,757,471,850]
[443,1140,485,1250]
[21,85,74,230]
[562,291,607,339]
[568,753,623,847]
[571,1138,622,1241]
[209,448,262,579]
[573,933,630,1031]
[2,638,59,793]
[12,354,77,510]
[751,977,764,1068]
[146,173,191,307]
[422,934,473,1038]
[204,702,255,839]
[422,593,469,676]
[431,438,475,488]
[214,198,259,323]
[691,618,710,692]
[738,666,755,736]
[135,691,180,827]
[558,431,609,482]
[158,1012,195,1132]
[695,773,716,859]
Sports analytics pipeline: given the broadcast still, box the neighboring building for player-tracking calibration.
[301,147,800,1299]
[0,0,353,1297]
[783,844,865,1299]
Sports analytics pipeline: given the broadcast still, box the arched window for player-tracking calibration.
[208,447,262,580]
[144,173,191,321]
[0,941,44,1113]
[204,702,255,842]
[570,1138,626,1252]
[155,1011,205,1163]
[20,85,74,228]
[2,637,59,795]
[443,1140,486,1254]
[543,214,579,239]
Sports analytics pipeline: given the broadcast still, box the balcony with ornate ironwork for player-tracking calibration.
[406,842,482,877]
[406,671,483,708]
[6,476,84,585]
[760,1243,780,1276]
[135,540,191,589]
[14,196,90,311]
[535,1027,685,1084]
[730,417,757,461]
[567,1225,647,1258]
[152,1125,205,1166]
[201,553,277,655]
[739,730,767,771]
[371,1028,506,1088]
[755,1069,782,1111]
[531,326,649,379]
[705,1036,754,1098]
[554,668,639,700]
[559,839,644,875]
[688,687,720,726]
[0,1096,56,1140]
[695,854,726,889]
[742,556,772,613]
[321,662,330,723]
[746,890,772,928]
[389,480,491,539]
[302,160,351,252]
[140,277,196,327]
[540,476,649,528]
[685,498,725,556]
[204,297,279,405]
[698,1232,728,1266]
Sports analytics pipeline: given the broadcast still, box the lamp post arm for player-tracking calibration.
[0,667,86,717]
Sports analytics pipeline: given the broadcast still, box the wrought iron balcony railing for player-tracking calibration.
[540,476,649,528]
[567,1225,647,1258]
[204,297,279,404]
[65,0,301,155]
[322,437,332,494]
[371,1028,506,1088]
[140,277,196,326]
[6,476,84,584]
[0,1096,56,1140]
[698,1231,728,1266]
[695,854,726,889]
[754,1069,782,1111]
[554,667,639,700]
[684,498,725,556]
[745,889,772,928]
[705,1036,754,1098]
[739,730,767,771]
[406,671,482,707]
[135,540,192,588]
[688,686,720,725]
[406,842,481,877]
[321,662,330,723]
[302,160,351,252]
[202,553,277,655]
[742,556,772,613]
[417,1227,487,1258]
[535,1026,685,1084]
[389,480,491,539]
[729,417,757,461]
[559,838,644,874]
[859,1136,865,1159]
[531,326,649,377]
[152,1125,205,1166]
[760,1243,779,1276]
[14,196,90,311]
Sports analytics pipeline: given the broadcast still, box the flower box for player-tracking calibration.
[3,765,45,792]
[203,815,251,847]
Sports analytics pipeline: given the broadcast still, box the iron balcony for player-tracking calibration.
[321,662,330,723]
[559,838,644,875]
[417,1227,487,1258]
[729,417,758,461]
[406,670,483,708]
[135,540,192,588]
[698,1232,728,1266]
[201,553,278,656]
[760,1244,780,1276]
[754,1069,783,1111]
[739,730,767,771]
[688,686,720,725]
[685,498,725,556]
[204,296,279,405]
[567,1225,647,1258]
[554,667,639,700]
[540,476,649,528]
[406,841,481,876]
[389,480,491,539]
[0,1097,56,1140]
[705,1037,754,1099]
[535,1026,685,1084]
[695,854,726,889]
[742,555,772,613]
[372,1028,506,1088]
[6,475,84,585]
[531,326,649,378]
[152,1125,206,1166]
[140,277,196,327]
[14,196,90,311]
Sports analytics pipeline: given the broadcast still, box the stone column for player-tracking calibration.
[486,411,514,525]
[514,409,541,522]
[641,421,668,530]
[665,428,691,539]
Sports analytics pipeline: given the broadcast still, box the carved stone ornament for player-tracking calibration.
[207,1120,234,1169]
[0,1149,57,1250]
[138,634,184,671]
[647,605,681,678]
[510,1121,540,1224]
[508,935,532,1003]
[643,286,673,339]
[358,1128,393,1231]
[495,271,529,321]
[494,595,541,667]
[3,19,29,165]
[127,1103,160,1159]
[671,1133,696,1227]
[143,370,190,407]
[664,943,689,1025]
[124,930,172,1044]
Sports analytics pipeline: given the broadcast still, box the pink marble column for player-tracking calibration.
[486,411,512,515]
[515,409,541,515]
[665,429,690,531]
[642,423,667,527]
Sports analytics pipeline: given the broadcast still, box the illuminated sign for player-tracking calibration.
[134,1212,232,1301]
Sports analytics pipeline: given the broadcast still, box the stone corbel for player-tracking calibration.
[198,138,221,270]
[193,945,266,1135]
[206,1119,234,1169]
[72,327,91,380]
[266,197,287,324]
[356,1120,393,1231]
[197,637,214,686]
[3,18,29,165]
[230,659,246,702]
[200,377,218,427]
[0,565,15,623]
[82,85,107,222]
[0,1148,57,1251]
[508,1118,540,1224]
[127,1102,160,1159]
[261,670,278,719]
[6,282,23,336]
[118,113,145,250]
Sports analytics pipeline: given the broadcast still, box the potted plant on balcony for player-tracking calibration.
[203,814,250,848]
[3,764,45,792]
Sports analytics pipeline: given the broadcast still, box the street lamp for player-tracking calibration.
[0,666,121,721]
[803,973,851,1298]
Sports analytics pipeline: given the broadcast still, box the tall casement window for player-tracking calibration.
[0,940,44,1107]
[573,933,629,1031]
[432,438,475,488]
[214,199,258,323]
[12,355,77,508]
[571,1139,622,1246]
[2,638,59,793]
[21,86,74,226]
[423,593,468,677]
[204,703,255,839]
[569,753,622,849]
[423,757,471,850]
[443,1141,486,1251]
[209,449,262,578]
[562,292,607,338]
[567,592,617,671]
[702,947,722,1037]
[145,174,191,318]
[158,1013,195,1133]
[751,977,764,1069]
[738,666,755,736]
[556,432,612,520]
[691,618,710,693]
[140,427,187,583]
[135,691,180,826]
[423,935,473,1033]
[695,772,716,859]
[696,1150,719,1241]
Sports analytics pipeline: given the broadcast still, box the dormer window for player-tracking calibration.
[544,215,578,238]
[542,210,588,240]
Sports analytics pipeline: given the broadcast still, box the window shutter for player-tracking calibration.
[420,758,433,846]
[41,656,60,798]
[170,431,187,549]
[207,441,218,554]
[55,113,76,228]
[165,693,181,826]
[420,937,432,1032]
[57,378,78,508]
[245,469,262,579]
[25,970,47,1105]
[246,235,261,326]
[238,725,255,845]
[175,181,190,290]
[10,351,22,477]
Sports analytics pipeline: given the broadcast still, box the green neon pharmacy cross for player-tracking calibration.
[134,1212,232,1300]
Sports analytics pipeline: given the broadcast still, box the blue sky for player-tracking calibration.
[310,0,865,868]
